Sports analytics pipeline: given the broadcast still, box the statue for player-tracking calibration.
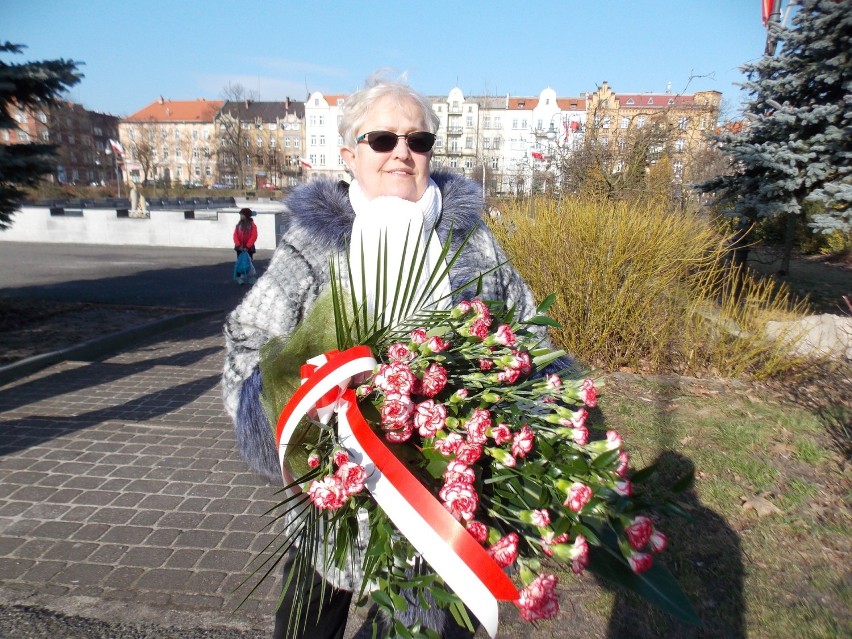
[130,182,139,211]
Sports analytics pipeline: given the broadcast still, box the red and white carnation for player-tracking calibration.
[491,422,513,445]
[420,362,448,397]
[488,532,519,568]
[413,399,447,437]
[565,482,593,512]
[628,551,654,574]
[335,462,367,495]
[307,476,346,510]
[511,424,535,458]
[625,515,653,551]
[374,361,416,395]
[579,378,598,407]
[387,342,414,362]
[439,480,479,521]
[515,573,559,622]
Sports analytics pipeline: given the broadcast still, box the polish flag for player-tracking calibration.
[531,151,544,161]
[109,139,124,156]
[762,0,777,24]
[299,156,312,168]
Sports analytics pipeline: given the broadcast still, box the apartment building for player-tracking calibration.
[585,81,722,181]
[112,80,720,194]
[430,87,587,196]
[119,97,222,186]
[302,91,348,181]
[216,98,305,189]
[0,100,120,187]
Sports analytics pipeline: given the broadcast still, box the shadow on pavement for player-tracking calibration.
[0,374,221,457]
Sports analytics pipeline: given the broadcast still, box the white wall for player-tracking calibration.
[0,206,281,250]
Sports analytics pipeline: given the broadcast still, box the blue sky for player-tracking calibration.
[3,0,770,118]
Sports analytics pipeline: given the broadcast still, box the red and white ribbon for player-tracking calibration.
[274,346,519,638]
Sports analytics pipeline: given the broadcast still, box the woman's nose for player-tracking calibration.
[392,137,412,159]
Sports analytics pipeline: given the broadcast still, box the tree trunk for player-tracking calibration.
[779,208,797,276]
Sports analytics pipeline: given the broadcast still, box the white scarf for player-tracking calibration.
[347,179,452,329]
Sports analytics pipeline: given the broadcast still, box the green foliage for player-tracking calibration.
[698,0,852,262]
[0,42,83,229]
[489,196,811,379]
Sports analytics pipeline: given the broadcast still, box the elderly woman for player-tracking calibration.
[222,75,565,639]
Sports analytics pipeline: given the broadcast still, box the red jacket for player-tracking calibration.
[233,220,258,250]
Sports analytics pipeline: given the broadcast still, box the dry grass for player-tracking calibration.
[489,196,812,379]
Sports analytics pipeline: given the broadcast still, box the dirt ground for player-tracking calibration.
[747,246,852,315]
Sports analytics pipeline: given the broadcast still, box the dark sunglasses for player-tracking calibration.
[355,130,436,153]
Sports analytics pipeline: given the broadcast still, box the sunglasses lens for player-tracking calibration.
[367,132,399,152]
[407,132,436,153]
[363,131,436,153]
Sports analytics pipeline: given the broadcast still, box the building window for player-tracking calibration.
[675,138,686,152]
[162,145,168,159]
[483,138,490,149]
[492,137,500,150]
[601,117,610,129]
[449,157,458,168]
[673,160,683,178]
[647,98,654,105]
[319,135,326,145]
[494,117,501,128]
[491,158,498,169]
[521,119,528,129]
[309,115,317,126]
[464,158,473,169]
[678,116,689,130]
[436,137,444,148]
[537,119,543,131]
[626,98,635,105]
[270,138,277,148]
[466,116,473,127]
[512,118,518,129]
[636,116,645,129]
[294,139,300,148]
[310,135,317,146]
[310,154,317,165]
[484,117,491,128]
[175,147,182,158]
[600,136,609,147]
[465,136,473,149]
[319,154,326,166]
[284,138,290,147]
[620,116,629,129]
[192,148,200,159]
[206,166,212,176]
[256,136,263,147]
[319,115,325,126]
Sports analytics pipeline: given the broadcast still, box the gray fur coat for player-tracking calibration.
[222,170,556,485]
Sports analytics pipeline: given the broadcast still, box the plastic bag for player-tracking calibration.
[233,251,257,285]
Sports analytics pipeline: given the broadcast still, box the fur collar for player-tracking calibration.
[282,170,485,251]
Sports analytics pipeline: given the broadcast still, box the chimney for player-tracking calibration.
[285,97,290,110]
[157,96,164,105]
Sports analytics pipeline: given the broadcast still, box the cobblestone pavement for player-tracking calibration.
[0,315,296,637]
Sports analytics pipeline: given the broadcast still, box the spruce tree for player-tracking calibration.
[0,42,83,229]
[699,0,851,273]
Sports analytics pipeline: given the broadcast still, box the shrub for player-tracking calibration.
[489,196,811,379]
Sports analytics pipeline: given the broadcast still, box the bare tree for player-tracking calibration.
[216,82,259,188]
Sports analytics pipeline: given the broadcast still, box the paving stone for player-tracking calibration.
[71,490,121,506]
[43,540,99,561]
[69,523,110,541]
[102,565,144,588]
[175,529,225,548]
[164,548,203,569]
[87,507,136,524]
[122,546,172,567]
[30,520,83,539]
[159,511,206,529]
[0,557,36,578]
[88,543,130,563]
[135,568,192,591]
[100,525,153,545]
[21,559,66,582]
[53,562,113,585]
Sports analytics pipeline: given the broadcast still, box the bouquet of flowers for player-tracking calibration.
[254,228,696,638]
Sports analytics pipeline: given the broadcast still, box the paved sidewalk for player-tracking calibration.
[0,314,288,636]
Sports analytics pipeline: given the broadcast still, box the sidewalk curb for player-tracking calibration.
[0,309,221,387]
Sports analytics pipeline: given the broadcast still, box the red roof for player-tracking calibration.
[125,99,223,122]
[557,98,586,111]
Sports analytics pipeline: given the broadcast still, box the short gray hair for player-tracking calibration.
[339,72,439,148]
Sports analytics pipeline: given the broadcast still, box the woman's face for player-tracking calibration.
[341,96,432,202]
